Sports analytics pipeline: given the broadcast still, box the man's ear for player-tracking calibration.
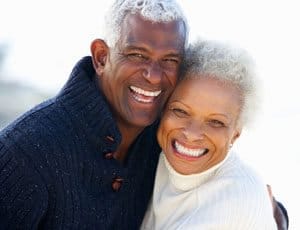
[90,39,109,75]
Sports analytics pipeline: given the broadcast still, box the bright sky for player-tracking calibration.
[1,0,299,228]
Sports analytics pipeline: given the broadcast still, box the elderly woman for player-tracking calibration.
[141,39,278,229]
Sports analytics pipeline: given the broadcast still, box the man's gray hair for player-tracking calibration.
[104,0,189,47]
[182,39,260,127]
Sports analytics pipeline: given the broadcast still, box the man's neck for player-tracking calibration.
[113,124,144,162]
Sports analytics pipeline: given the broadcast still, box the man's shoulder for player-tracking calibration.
[0,98,69,189]
[0,98,65,153]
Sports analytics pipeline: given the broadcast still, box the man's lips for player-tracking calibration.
[173,140,209,158]
[129,86,162,103]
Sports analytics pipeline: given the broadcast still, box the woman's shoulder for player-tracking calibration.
[215,152,267,190]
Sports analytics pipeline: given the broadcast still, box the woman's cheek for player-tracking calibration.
[157,117,172,148]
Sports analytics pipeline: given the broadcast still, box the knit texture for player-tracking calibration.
[141,152,277,230]
[0,57,161,230]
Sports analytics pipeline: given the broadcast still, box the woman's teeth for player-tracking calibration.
[174,141,207,157]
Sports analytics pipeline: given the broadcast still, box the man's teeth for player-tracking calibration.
[132,95,153,103]
[130,86,161,97]
[175,141,207,157]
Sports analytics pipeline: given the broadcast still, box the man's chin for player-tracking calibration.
[127,113,158,129]
[132,118,156,128]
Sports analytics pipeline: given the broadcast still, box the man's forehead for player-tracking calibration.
[121,14,185,37]
[118,14,186,51]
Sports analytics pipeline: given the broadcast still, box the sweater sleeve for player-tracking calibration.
[0,142,49,229]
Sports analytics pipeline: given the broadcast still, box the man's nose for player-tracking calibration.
[142,62,163,84]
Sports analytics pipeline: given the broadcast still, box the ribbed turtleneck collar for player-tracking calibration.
[162,151,233,191]
[55,56,121,149]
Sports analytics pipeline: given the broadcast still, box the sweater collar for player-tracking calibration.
[55,56,121,149]
[161,151,233,191]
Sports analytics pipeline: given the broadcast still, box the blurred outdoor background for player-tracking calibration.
[0,0,299,228]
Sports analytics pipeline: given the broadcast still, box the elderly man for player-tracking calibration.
[0,1,187,229]
[0,0,288,229]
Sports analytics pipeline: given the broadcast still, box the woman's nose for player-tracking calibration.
[182,121,205,141]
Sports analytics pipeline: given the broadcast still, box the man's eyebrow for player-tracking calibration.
[164,52,182,58]
[123,45,182,56]
[123,45,148,52]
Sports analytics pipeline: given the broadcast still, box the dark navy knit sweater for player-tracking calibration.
[0,57,161,230]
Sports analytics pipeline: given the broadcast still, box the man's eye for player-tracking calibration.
[165,58,179,63]
[209,120,225,128]
[127,53,147,62]
[162,58,179,68]
[171,108,188,117]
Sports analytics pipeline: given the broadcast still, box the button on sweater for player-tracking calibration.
[0,57,161,230]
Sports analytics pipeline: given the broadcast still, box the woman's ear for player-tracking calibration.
[90,39,109,75]
[231,129,242,146]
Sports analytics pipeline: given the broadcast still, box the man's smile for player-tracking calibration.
[130,86,162,103]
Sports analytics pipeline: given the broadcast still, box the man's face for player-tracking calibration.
[98,13,186,130]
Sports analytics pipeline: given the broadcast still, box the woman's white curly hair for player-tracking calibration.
[104,0,189,47]
[182,39,261,127]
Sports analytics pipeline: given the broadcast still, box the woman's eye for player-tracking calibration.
[209,120,225,128]
[171,108,188,117]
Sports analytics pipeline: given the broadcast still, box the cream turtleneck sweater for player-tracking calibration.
[141,151,277,230]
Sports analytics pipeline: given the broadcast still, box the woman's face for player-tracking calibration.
[157,76,242,175]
